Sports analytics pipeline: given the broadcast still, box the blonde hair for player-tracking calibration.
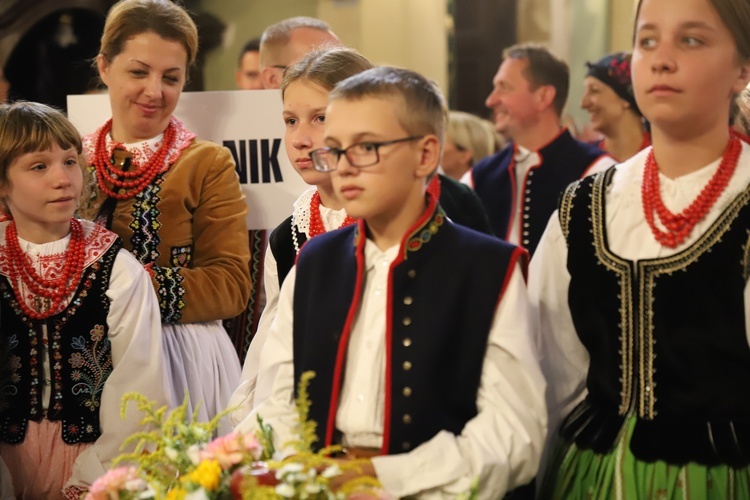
[281,46,374,99]
[447,111,503,165]
[330,67,447,148]
[99,0,198,67]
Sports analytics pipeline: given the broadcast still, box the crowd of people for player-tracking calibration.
[1,0,750,498]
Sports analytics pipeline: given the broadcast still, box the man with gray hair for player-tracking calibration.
[259,16,340,89]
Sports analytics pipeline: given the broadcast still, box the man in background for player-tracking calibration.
[465,43,613,256]
[259,17,340,89]
[235,37,263,90]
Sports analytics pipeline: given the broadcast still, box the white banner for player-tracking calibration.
[67,90,308,230]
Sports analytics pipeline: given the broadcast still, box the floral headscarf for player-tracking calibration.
[585,51,640,116]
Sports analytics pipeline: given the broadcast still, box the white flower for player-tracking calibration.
[136,486,157,500]
[321,464,341,479]
[185,488,209,500]
[279,462,305,475]
[292,472,310,484]
[164,447,178,461]
[304,482,323,494]
[192,427,209,440]
[185,489,210,500]
[124,478,149,491]
[186,444,202,465]
[275,483,296,498]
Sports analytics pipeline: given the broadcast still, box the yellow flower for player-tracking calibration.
[166,486,186,500]
[186,459,222,491]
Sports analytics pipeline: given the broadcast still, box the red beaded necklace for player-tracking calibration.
[642,132,741,248]
[92,119,176,200]
[308,190,356,238]
[5,219,86,320]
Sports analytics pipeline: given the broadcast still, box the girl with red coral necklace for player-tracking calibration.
[228,47,371,423]
[0,102,169,498]
[532,0,750,498]
[79,0,251,437]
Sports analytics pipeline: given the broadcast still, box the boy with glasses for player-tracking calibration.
[247,67,546,498]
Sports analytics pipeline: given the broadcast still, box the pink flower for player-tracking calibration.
[200,432,260,469]
[86,466,142,499]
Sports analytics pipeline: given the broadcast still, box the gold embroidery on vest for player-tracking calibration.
[637,186,750,418]
[591,170,750,419]
[590,169,635,415]
[559,179,581,242]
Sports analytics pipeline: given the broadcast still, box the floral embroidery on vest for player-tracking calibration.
[69,324,112,413]
[0,252,116,444]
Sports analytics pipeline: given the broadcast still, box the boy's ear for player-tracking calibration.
[416,135,441,179]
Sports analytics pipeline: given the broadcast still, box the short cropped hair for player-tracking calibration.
[260,16,333,67]
[502,43,569,117]
[329,67,448,149]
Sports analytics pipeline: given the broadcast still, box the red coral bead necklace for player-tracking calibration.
[5,218,86,320]
[642,131,741,248]
[92,119,176,200]
[307,190,356,238]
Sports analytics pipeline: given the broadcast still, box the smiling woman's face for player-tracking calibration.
[98,31,187,143]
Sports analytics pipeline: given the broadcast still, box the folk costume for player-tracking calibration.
[229,174,494,425]
[0,219,169,498]
[228,185,355,426]
[531,138,750,499]
[241,193,546,499]
[467,129,612,255]
[81,117,251,434]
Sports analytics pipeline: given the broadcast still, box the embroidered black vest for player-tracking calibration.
[0,241,120,445]
[472,129,605,255]
[292,197,523,454]
[560,168,750,466]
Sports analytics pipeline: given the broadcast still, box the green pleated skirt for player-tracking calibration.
[540,417,750,500]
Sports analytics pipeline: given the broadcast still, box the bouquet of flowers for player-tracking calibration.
[86,372,387,499]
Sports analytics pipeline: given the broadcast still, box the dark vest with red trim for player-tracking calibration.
[270,175,493,290]
[559,168,750,467]
[0,240,121,445]
[471,129,606,255]
[292,199,523,454]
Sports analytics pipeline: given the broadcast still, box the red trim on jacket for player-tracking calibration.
[324,219,368,447]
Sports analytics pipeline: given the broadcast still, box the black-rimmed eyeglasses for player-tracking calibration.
[309,136,424,172]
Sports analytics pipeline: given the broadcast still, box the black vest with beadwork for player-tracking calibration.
[472,129,605,255]
[269,214,307,289]
[0,240,120,445]
[560,167,750,466]
[292,198,521,455]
